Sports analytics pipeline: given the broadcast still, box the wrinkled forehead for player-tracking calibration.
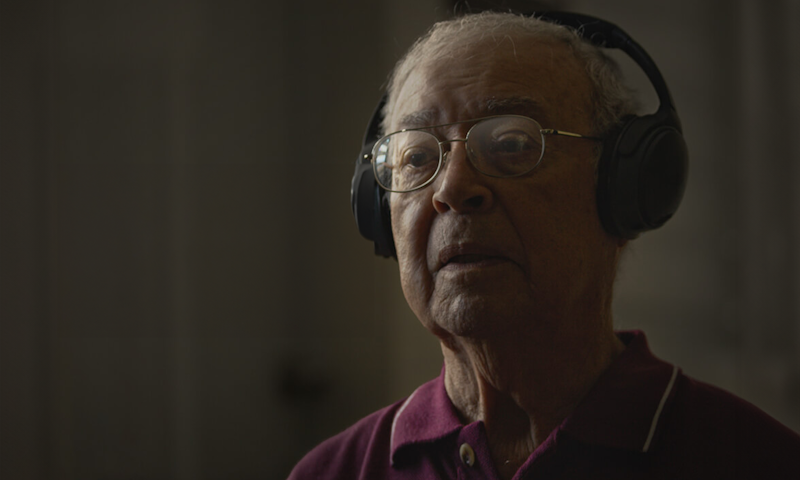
[387,34,592,133]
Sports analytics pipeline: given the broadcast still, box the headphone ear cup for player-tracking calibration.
[598,112,689,238]
[351,141,396,258]
[351,153,376,241]
[350,95,396,258]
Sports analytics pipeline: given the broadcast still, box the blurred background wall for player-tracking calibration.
[1,0,798,478]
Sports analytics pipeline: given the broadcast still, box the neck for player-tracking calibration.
[442,320,624,477]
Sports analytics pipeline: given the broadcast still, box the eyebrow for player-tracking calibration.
[396,110,438,130]
[484,97,549,121]
[395,96,549,131]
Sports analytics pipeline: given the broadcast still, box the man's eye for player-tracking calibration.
[401,148,437,168]
[489,133,536,154]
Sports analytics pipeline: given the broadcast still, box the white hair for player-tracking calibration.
[383,12,639,138]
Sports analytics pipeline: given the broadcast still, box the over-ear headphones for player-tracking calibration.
[350,11,689,258]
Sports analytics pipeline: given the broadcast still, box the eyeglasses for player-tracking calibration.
[370,115,601,193]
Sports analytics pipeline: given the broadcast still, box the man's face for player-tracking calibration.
[389,36,623,343]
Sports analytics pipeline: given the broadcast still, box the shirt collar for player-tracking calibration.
[559,330,680,452]
[389,330,680,464]
[390,365,463,465]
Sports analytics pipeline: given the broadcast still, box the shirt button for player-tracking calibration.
[459,443,476,467]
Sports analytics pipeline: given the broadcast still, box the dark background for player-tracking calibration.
[2,0,798,478]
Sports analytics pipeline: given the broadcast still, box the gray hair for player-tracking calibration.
[383,12,639,138]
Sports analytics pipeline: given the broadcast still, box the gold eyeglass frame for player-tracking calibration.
[367,115,602,193]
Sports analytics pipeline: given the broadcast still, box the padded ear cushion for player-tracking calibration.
[597,110,689,238]
[350,128,396,258]
[373,188,396,258]
[351,152,377,241]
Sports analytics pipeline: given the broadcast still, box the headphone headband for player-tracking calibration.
[535,12,678,116]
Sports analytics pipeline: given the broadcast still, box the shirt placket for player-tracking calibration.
[454,422,499,480]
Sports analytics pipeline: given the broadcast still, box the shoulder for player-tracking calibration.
[286,398,405,480]
[657,373,800,476]
[674,374,798,441]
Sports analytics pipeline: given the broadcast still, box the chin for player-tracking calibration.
[427,291,531,340]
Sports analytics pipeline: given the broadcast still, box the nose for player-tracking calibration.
[431,141,494,214]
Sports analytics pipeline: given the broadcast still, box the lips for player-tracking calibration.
[436,244,511,271]
[447,254,496,264]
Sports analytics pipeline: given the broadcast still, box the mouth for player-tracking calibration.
[446,254,498,265]
[436,245,511,271]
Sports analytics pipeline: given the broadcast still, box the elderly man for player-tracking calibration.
[289,12,800,480]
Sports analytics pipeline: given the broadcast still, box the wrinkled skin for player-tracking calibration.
[390,37,622,346]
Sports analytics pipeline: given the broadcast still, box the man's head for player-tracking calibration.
[383,13,637,346]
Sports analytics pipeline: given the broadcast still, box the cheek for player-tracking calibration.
[511,164,609,274]
[391,196,435,312]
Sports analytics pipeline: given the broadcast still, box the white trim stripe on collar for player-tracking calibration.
[643,365,679,452]
[390,387,420,466]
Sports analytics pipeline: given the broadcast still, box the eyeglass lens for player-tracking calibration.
[373,116,545,192]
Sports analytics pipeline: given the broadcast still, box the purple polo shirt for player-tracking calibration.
[288,331,800,479]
